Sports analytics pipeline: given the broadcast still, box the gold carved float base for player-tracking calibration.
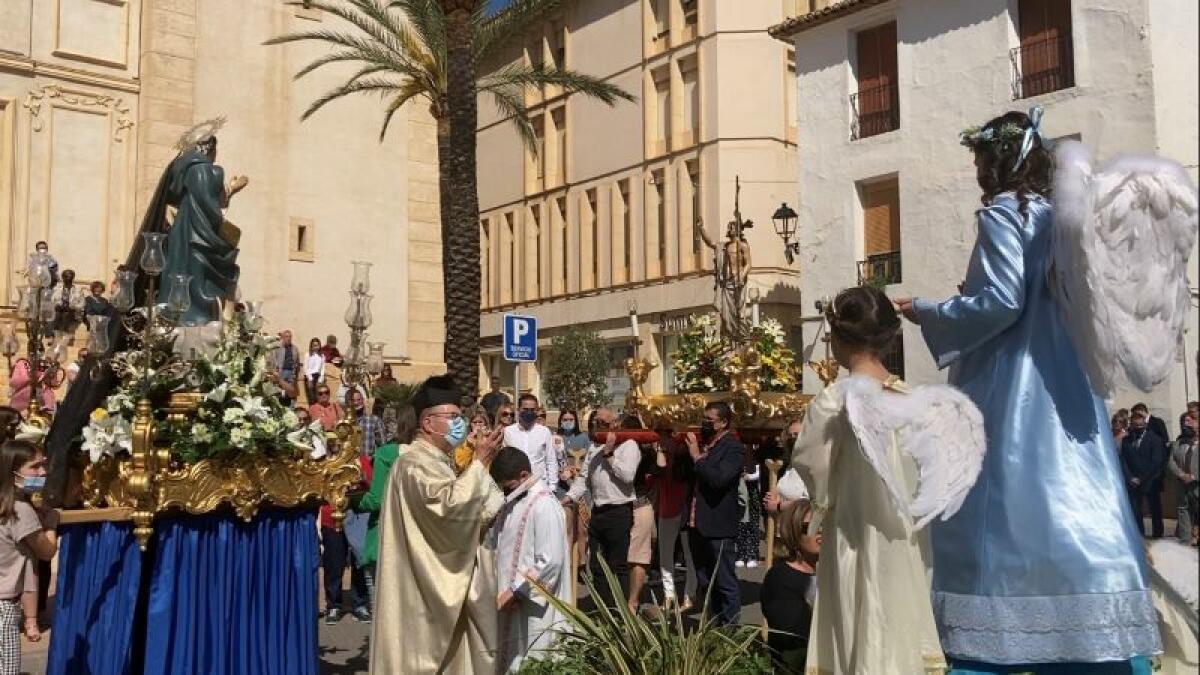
[78,392,362,550]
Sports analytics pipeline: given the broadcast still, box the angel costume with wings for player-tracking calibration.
[911,109,1197,666]
[792,374,986,674]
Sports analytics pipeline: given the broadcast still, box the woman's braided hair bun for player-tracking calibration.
[828,286,901,354]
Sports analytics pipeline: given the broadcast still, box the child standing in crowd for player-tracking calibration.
[0,440,58,675]
[736,449,762,568]
[304,337,325,405]
[761,499,819,673]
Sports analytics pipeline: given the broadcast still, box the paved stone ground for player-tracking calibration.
[316,563,769,674]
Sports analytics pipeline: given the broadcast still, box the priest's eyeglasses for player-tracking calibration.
[427,411,463,421]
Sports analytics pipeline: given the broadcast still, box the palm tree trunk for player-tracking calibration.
[440,0,482,400]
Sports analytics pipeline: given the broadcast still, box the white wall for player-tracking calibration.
[791,0,1197,421]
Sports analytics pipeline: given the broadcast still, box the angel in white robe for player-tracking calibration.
[792,286,987,675]
[488,448,572,674]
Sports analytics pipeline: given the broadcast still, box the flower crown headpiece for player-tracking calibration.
[959,106,1049,175]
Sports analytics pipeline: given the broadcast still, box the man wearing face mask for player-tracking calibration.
[562,408,641,608]
[487,446,571,673]
[369,375,505,674]
[503,394,559,492]
[684,401,746,625]
[1120,408,1169,538]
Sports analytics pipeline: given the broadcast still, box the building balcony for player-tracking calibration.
[857,250,902,286]
[850,82,899,140]
[1010,34,1075,99]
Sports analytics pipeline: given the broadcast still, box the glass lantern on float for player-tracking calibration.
[366,342,386,378]
[140,232,167,276]
[87,315,112,355]
[39,289,56,324]
[344,293,373,332]
[26,253,52,290]
[166,274,192,320]
[15,287,34,321]
[350,261,372,294]
[1,322,19,372]
[111,269,138,313]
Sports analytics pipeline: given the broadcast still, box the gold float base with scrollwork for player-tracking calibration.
[74,391,362,550]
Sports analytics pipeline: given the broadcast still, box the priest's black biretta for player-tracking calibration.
[411,375,462,415]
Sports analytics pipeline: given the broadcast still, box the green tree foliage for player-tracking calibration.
[540,328,611,412]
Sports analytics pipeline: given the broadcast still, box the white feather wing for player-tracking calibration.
[1051,141,1199,397]
[843,376,988,530]
[903,384,988,529]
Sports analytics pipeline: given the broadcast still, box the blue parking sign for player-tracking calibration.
[503,314,537,362]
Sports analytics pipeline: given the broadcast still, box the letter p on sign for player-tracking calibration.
[503,314,537,362]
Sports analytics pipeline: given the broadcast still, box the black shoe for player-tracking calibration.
[351,606,373,624]
[325,607,344,625]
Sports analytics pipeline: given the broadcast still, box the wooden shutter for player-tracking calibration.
[1019,0,1072,96]
[855,22,898,132]
[862,181,900,255]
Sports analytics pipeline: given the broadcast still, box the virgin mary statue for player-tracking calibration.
[156,118,246,324]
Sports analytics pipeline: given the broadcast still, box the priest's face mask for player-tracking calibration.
[423,405,465,450]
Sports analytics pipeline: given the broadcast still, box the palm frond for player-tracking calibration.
[389,0,447,76]
[475,0,565,64]
[483,84,536,152]
[300,77,403,121]
[378,81,429,141]
[289,0,407,59]
[482,63,635,106]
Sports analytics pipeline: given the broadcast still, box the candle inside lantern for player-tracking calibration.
[752,301,761,327]
[629,312,639,339]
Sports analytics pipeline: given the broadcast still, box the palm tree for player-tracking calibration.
[266,0,633,397]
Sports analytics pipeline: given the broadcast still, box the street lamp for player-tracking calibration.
[771,202,799,265]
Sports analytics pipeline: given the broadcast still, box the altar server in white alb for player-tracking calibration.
[488,446,572,673]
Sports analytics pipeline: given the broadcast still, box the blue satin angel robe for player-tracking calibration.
[912,192,1161,665]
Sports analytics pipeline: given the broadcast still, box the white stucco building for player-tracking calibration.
[772,0,1199,422]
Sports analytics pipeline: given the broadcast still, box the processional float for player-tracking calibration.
[32,119,364,675]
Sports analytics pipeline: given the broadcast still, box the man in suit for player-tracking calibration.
[1121,408,1169,538]
[684,401,746,625]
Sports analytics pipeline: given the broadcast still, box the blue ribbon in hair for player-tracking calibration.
[1010,106,1049,174]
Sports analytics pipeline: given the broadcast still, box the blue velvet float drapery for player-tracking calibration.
[141,507,319,675]
[46,521,142,675]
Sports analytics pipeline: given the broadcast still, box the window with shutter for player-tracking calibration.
[858,178,902,285]
[1015,0,1074,98]
[853,22,898,139]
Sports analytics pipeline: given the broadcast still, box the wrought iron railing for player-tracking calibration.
[1010,34,1075,99]
[850,82,899,140]
[857,250,902,286]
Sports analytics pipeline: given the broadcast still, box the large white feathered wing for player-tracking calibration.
[902,384,988,529]
[1051,140,1199,398]
[843,376,988,530]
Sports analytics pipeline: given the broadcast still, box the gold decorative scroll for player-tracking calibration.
[80,391,362,550]
[628,343,812,431]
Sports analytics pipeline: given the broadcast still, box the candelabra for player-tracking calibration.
[4,252,69,426]
[83,233,196,390]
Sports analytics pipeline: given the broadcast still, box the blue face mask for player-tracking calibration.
[442,416,468,449]
[19,476,45,493]
[560,421,576,434]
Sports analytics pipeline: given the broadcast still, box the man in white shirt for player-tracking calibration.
[561,407,640,608]
[488,446,571,673]
[503,394,559,491]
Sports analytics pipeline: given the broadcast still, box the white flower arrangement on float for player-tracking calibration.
[672,314,801,394]
[81,317,315,465]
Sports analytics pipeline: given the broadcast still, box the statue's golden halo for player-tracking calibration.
[174,115,227,151]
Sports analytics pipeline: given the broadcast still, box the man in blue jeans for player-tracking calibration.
[684,401,745,625]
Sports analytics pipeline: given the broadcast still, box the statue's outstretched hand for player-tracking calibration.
[228,175,249,196]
